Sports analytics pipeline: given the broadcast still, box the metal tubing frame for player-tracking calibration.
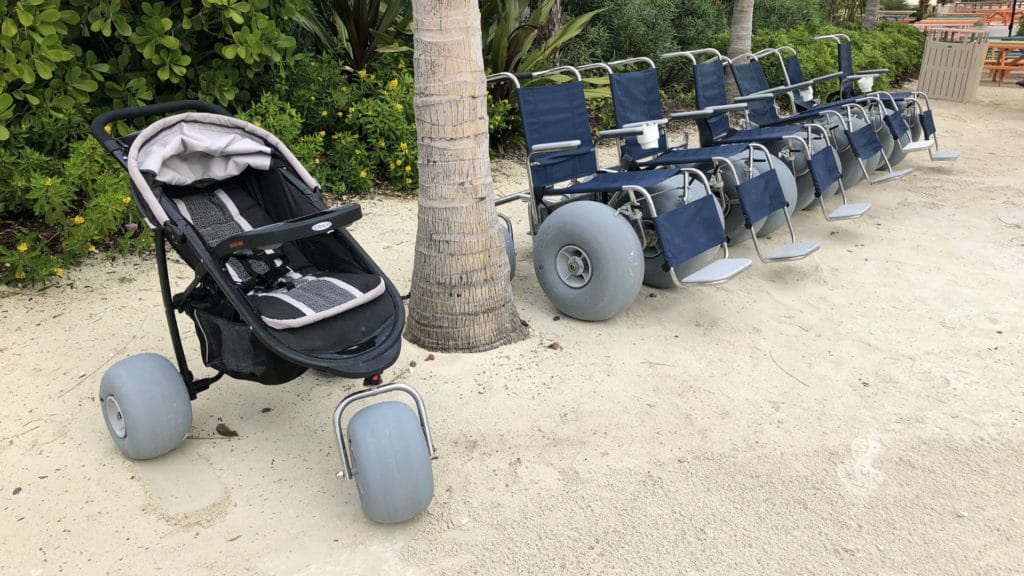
[333,382,437,480]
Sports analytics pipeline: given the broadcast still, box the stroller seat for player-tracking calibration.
[172,182,386,330]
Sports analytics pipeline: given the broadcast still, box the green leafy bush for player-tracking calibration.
[752,22,925,95]
[267,53,418,195]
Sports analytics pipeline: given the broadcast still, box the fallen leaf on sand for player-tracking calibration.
[547,342,561,350]
[215,423,238,437]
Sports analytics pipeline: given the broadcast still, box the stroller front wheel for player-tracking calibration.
[348,401,434,524]
[99,353,192,460]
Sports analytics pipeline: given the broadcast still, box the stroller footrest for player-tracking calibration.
[931,150,960,161]
[679,257,752,285]
[901,140,934,153]
[828,202,871,220]
[871,168,912,185]
[765,241,820,262]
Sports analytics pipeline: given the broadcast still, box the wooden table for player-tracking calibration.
[983,40,1024,86]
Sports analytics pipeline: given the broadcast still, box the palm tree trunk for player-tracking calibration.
[863,0,880,28]
[405,0,529,352]
[727,0,755,59]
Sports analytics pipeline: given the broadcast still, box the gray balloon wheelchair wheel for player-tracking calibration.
[533,201,643,321]
[501,224,516,279]
[348,401,434,524]
[99,353,192,460]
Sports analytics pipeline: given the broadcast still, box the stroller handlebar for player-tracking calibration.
[90,100,231,153]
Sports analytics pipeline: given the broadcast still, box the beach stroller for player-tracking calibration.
[488,67,751,321]
[89,101,436,524]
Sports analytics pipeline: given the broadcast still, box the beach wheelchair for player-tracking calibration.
[89,101,436,524]
[662,49,875,220]
[488,67,752,320]
[777,35,959,163]
[727,49,913,190]
[585,57,823,268]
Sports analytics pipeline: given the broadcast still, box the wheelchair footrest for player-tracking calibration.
[828,202,871,220]
[765,241,820,262]
[680,258,752,285]
[902,140,934,153]
[871,168,912,184]
[931,150,959,161]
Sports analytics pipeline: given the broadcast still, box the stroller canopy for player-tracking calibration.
[126,113,320,227]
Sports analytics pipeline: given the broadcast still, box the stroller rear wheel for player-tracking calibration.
[348,401,434,524]
[99,353,192,460]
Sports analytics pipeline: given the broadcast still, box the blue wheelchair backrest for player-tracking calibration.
[693,60,734,142]
[729,60,784,127]
[518,81,598,189]
[737,169,788,228]
[610,68,669,160]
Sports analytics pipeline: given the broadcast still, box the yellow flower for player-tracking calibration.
[349,106,355,114]
[74,215,85,225]
[336,111,343,118]
[15,271,26,279]
[88,244,97,253]
[310,95,316,101]
[122,196,131,204]
[104,125,111,134]
[358,69,367,78]
[254,121,261,127]
[359,170,368,178]
[318,130,326,138]
[396,159,403,167]
[395,103,403,111]
[321,110,327,117]
[44,177,53,187]
[331,134,338,140]
[314,158,320,164]
[370,74,375,81]
[405,178,412,185]
[389,162,395,170]
[388,78,398,90]
[16,243,28,252]
[378,139,385,148]
[400,142,408,153]
[354,149,362,155]
[405,165,412,172]
[53,267,63,278]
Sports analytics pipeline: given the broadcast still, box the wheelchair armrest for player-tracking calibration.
[733,93,775,103]
[670,103,746,121]
[530,140,582,154]
[858,68,889,76]
[806,72,843,85]
[596,127,644,141]
[622,119,669,129]
[212,204,362,259]
[750,84,805,97]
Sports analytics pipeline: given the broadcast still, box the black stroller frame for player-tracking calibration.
[89,100,436,524]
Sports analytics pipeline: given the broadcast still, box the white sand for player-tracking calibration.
[2,84,1023,575]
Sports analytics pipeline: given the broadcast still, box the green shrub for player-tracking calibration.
[268,53,418,195]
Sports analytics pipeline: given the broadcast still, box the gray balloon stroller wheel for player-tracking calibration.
[104,396,127,439]
[348,401,434,524]
[99,353,192,460]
